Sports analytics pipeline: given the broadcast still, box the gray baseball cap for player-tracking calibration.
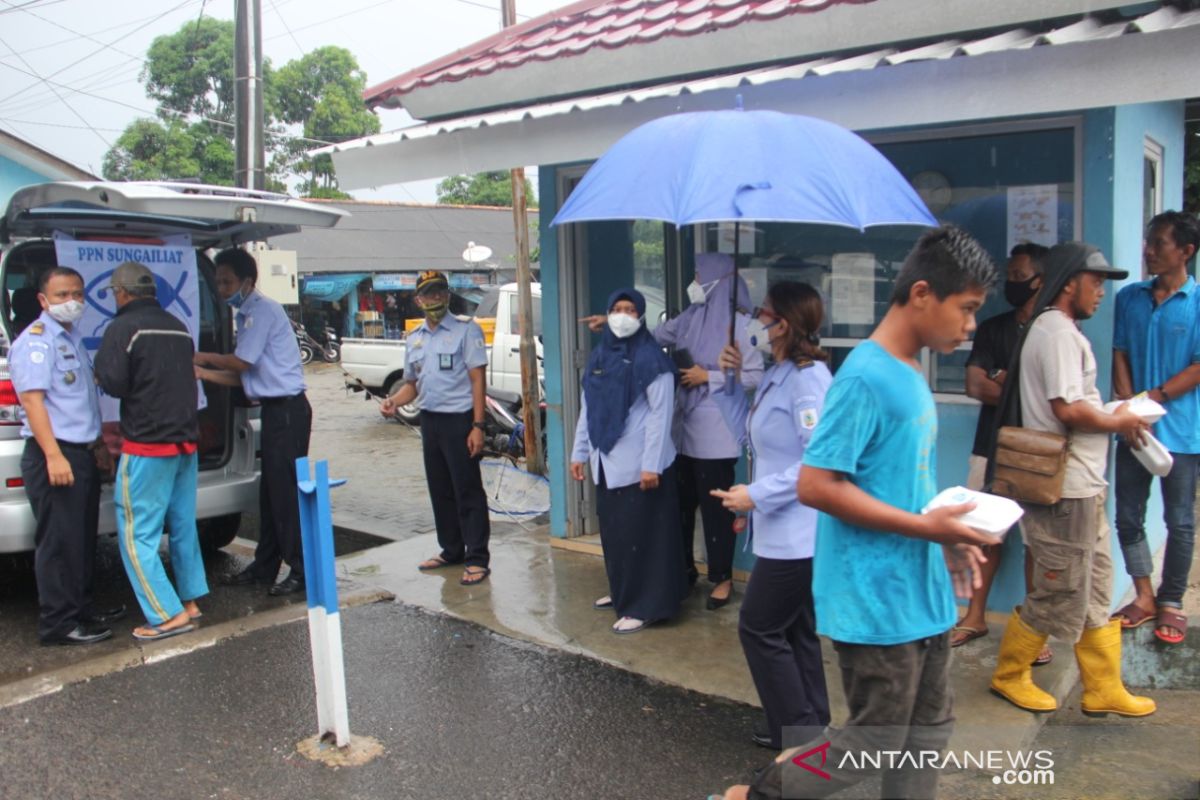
[1043,242,1129,282]
[108,261,156,292]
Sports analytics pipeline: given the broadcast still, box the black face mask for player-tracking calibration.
[1004,276,1039,308]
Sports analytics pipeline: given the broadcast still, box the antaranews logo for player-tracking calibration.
[790,742,1055,785]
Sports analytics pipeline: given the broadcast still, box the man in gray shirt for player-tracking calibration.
[990,243,1154,719]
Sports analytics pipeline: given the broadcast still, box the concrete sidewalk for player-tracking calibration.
[334,520,1083,760]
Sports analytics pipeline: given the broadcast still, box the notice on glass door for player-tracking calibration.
[1007,184,1057,253]
[830,253,877,326]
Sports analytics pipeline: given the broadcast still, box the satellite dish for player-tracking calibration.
[463,241,492,263]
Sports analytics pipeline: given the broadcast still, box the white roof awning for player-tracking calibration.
[323,6,1200,190]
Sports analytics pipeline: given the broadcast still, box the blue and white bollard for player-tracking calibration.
[295,457,350,748]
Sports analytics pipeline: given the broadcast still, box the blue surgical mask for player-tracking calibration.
[226,283,250,309]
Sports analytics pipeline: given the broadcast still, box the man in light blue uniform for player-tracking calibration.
[1111,211,1200,644]
[195,248,311,596]
[381,270,491,586]
[11,266,121,645]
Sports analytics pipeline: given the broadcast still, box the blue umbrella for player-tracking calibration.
[551,105,936,388]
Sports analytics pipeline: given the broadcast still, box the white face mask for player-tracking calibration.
[686,279,717,305]
[46,299,85,325]
[607,312,641,339]
[744,318,778,354]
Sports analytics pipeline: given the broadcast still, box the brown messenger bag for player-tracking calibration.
[990,426,1070,506]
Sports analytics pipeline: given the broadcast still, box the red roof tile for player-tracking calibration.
[363,0,876,110]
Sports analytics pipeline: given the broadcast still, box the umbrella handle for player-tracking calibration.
[724,222,741,395]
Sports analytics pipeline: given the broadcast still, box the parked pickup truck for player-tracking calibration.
[341,283,542,423]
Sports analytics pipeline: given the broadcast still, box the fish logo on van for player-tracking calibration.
[81,268,193,349]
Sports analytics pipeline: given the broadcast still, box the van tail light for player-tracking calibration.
[6,477,23,488]
[0,366,22,426]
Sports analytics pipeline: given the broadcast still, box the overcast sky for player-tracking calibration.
[0,0,566,201]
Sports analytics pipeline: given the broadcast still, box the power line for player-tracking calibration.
[0,0,70,16]
[0,34,111,148]
[268,0,306,57]
[0,0,198,108]
[0,116,126,133]
[0,0,146,63]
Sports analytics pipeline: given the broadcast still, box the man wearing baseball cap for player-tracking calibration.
[380,270,492,585]
[988,242,1155,718]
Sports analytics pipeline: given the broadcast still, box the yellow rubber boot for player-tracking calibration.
[1075,620,1156,718]
[990,611,1058,712]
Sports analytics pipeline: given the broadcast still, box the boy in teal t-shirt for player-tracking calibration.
[716,226,1000,800]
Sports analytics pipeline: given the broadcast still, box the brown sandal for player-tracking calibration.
[1111,602,1156,629]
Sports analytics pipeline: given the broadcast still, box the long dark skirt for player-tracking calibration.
[596,463,689,622]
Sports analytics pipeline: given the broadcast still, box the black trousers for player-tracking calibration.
[676,454,737,584]
[749,633,955,800]
[250,393,311,579]
[739,556,830,750]
[419,410,490,568]
[21,438,100,641]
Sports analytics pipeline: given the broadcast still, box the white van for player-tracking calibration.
[0,181,346,553]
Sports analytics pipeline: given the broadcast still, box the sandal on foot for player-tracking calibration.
[1111,602,1156,629]
[460,566,491,586]
[132,622,195,642]
[612,617,648,634]
[950,624,988,647]
[1154,608,1187,645]
[593,595,613,609]
[1032,645,1054,666]
[418,555,460,571]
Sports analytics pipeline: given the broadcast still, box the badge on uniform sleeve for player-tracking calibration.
[799,407,819,430]
[64,371,76,385]
[30,350,45,364]
[439,353,454,370]
[30,322,44,335]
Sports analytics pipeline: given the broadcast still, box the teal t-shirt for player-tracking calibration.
[802,340,955,645]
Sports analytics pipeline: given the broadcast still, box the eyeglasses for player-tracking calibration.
[752,305,780,322]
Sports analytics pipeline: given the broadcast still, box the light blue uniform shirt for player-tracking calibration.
[802,340,954,646]
[234,290,306,400]
[713,360,831,560]
[9,311,101,443]
[571,372,676,490]
[1113,277,1200,454]
[404,314,488,413]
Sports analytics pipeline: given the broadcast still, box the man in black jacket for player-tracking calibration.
[95,261,207,642]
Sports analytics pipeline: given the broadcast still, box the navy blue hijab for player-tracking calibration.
[583,288,675,454]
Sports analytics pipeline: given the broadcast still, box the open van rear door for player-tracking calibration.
[2,182,346,247]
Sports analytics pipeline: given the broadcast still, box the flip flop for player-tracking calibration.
[593,595,613,609]
[132,622,195,642]
[1111,602,1157,629]
[1154,608,1187,645]
[460,566,491,586]
[950,624,988,647]
[418,555,460,571]
[613,617,649,634]
[1032,645,1054,667]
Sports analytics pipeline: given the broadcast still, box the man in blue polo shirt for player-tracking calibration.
[1111,211,1200,645]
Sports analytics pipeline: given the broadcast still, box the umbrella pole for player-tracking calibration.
[724,221,740,395]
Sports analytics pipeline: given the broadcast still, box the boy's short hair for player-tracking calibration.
[890,225,996,306]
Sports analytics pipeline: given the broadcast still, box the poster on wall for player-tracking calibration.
[830,253,877,326]
[1007,184,1058,254]
[52,231,204,421]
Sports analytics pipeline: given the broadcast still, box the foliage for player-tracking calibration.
[1185,117,1199,215]
[436,171,538,208]
[103,22,377,195]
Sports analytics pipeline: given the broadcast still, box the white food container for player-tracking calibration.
[922,486,1025,538]
[1103,393,1166,423]
[1132,433,1174,477]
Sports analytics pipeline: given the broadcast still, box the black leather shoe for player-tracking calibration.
[751,731,777,749]
[706,589,733,611]
[221,569,266,587]
[268,574,305,596]
[41,624,112,646]
[81,604,127,625]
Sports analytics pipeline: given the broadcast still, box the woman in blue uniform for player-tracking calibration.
[570,288,688,634]
[711,281,833,750]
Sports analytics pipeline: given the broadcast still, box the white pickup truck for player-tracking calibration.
[341,282,542,422]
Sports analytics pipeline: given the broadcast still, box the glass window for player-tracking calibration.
[633,220,667,330]
[508,294,543,338]
[693,124,1077,396]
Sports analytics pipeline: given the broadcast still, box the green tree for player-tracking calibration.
[102,118,234,184]
[1185,117,1199,214]
[270,46,380,198]
[141,17,242,125]
[436,171,537,208]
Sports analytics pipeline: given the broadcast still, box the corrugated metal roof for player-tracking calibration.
[363,0,873,109]
[271,201,539,275]
[327,5,1200,160]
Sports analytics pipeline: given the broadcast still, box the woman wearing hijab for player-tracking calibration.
[570,288,689,634]
[653,253,764,609]
[710,281,833,750]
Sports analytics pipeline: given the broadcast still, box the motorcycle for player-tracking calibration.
[484,386,547,460]
[292,319,340,364]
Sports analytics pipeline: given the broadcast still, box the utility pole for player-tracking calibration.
[234,0,265,190]
[502,0,544,474]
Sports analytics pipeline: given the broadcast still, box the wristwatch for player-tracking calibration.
[1156,386,1170,401]
[987,368,1004,381]
[472,421,487,431]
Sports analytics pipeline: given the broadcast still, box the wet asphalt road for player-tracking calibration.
[0,600,765,800]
